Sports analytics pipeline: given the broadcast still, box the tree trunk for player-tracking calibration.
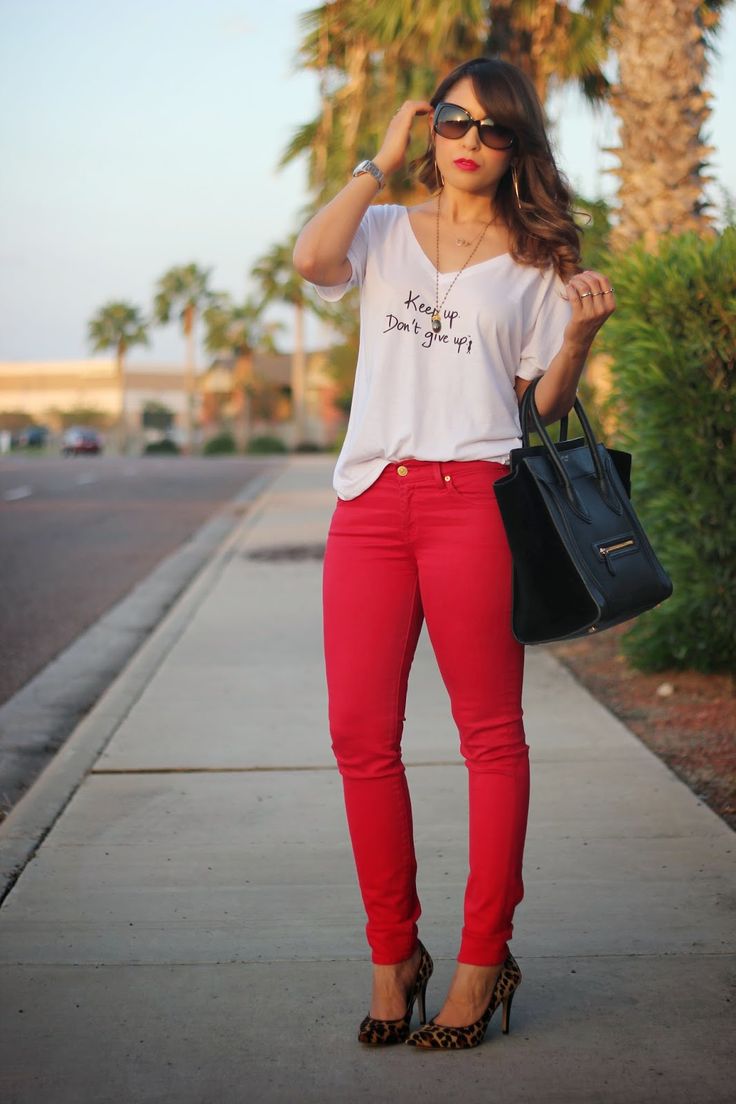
[232,352,253,452]
[607,0,717,252]
[315,12,331,190]
[116,342,127,455]
[183,304,196,453]
[342,37,370,168]
[527,0,558,104]
[292,301,307,446]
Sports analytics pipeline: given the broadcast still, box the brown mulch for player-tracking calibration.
[545,623,736,832]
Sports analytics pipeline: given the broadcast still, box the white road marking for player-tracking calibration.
[3,485,33,501]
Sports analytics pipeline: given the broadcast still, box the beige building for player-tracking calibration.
[0,351,346,450]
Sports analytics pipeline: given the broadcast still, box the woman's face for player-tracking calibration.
[430,76,515,195]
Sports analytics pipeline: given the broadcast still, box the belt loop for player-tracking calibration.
[435,460,445,488]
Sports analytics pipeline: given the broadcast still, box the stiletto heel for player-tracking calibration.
[417,976,429,1025]
[357,939,434,1045]
[405,951,522,1050]
[501,988,514,1034]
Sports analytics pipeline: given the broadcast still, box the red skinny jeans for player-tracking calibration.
[322,458,530,966]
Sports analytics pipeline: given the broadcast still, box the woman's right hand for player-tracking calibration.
[374,100,434,176]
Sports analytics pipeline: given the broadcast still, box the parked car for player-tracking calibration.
[11,424,50,448]
[61,426,104,456]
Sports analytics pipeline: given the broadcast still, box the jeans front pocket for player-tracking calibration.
[445,462,509,499]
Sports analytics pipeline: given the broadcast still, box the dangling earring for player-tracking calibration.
[433,150,444,191]
[511,162,521,207]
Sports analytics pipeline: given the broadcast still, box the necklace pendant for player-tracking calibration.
[431,310,442,333]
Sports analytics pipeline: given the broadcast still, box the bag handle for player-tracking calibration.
[519,377,620,520]
[518,382,568,442]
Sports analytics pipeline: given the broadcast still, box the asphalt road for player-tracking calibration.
[0,454,287,706]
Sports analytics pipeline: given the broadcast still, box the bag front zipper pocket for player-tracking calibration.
[595,534,637,575]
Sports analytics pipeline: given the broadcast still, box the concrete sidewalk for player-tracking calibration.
[0,455,733,1104]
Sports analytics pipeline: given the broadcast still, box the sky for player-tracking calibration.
[1,0,735,368]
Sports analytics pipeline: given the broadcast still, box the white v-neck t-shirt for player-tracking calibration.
[309,202,572,500]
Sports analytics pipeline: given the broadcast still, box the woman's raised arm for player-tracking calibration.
[292,101,433,287]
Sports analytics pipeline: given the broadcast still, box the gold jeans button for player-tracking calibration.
[444,474,451,481]
[397,465,408,476]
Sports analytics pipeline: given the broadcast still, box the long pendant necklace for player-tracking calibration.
[431,193,499,334]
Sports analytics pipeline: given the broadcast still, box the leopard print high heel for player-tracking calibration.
[357,940,434,1045]
[404,951,521,1050]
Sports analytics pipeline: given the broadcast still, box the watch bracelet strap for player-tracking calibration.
[353,159,385,190]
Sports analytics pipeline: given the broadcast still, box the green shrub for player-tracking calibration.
[246,434,288,454]
[599,228,736,673]
[144,438,180,455]
[203,431,236,455]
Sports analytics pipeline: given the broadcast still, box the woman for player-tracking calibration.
[292,55,615,1051]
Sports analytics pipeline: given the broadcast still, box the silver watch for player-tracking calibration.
[352,158,385,190]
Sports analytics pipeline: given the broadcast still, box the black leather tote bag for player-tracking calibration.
[492,376,674,644]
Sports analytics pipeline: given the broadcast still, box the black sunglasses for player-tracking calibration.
[433,101,516,151]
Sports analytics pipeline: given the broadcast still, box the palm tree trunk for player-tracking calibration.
[342,37,370,167]
[116,342,126,455]
[292,301,307,445]
[315,11,331,189]
[184,305,196,453]
[527,0,558,104]
[233,352,253,452]
[607,0,717,252]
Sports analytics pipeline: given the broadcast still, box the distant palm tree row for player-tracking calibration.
[88,0,731,453]
[88,261,290,453]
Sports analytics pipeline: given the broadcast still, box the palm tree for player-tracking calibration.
[152,264,219,452]
[202,294,283,451]
[485,0,615,104]
[87,301,149,454]
[251,234,324,446]
[606,0,729,251]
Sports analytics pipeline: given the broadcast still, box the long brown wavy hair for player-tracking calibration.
[408,56,584,282]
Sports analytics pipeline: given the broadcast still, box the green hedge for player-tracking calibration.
[143,438,180,455]
[599,228,736,673]
[203,431,236,455]
[247,434,288,454]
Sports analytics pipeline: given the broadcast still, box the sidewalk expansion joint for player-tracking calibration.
[242,542,325,561]
[90,760,467,774]
[2,951,732,969]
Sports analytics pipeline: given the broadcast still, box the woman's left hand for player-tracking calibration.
[562,269,616,348]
